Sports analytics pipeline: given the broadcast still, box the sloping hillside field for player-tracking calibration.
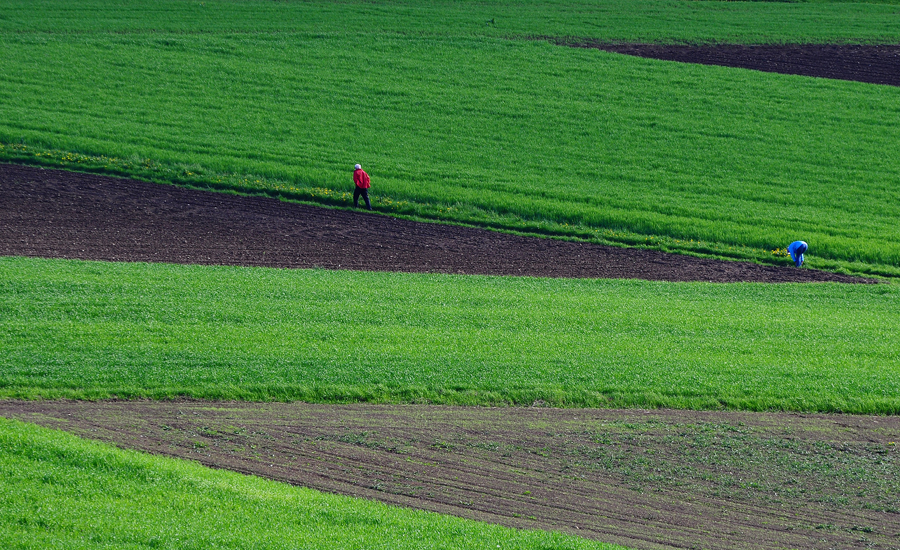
[2,1,900,549]
[4,5,900,276]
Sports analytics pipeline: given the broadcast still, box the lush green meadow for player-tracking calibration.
[3,257,898,413]
[0,417,626,550]
[2,1,900,275]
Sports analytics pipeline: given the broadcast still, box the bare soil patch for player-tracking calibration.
[1,400,897,550]
[570,43,900,87]
[0,163,872,283]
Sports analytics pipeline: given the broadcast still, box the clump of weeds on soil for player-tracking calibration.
[564,420,900,513]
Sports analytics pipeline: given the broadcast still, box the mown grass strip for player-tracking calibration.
[0,418,629,550]
[2,257,898,413]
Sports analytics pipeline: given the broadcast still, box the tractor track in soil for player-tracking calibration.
[2,43,897,550]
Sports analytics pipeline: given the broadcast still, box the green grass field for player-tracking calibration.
[0,417,627,550]
[3,257,898,414]
[2,0,900,275]
[4,0,900,41]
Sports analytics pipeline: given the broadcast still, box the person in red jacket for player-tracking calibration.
[352,163,372,210]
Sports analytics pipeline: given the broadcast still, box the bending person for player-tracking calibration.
[788,240,808,267]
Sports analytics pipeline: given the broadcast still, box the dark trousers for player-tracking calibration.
[353,187,371,210]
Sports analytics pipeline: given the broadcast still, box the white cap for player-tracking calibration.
[354,164,361,170]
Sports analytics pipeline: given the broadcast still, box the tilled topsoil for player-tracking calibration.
[1,400,897,550]
[0,163,872,283]
[578,43,900,88]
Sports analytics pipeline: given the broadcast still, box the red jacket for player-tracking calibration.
[353,169,370,189]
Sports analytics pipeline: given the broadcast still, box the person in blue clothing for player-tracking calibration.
[788,240,808,267]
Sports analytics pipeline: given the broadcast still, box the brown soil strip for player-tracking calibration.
[569,43,900,87]
[0,163,872,283]
[2,400,897,550]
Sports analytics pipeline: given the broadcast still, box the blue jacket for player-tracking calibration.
[788,241,808,267]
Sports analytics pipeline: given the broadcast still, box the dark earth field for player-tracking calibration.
[2,45,898,549]
[0,163,873,284]
[581,44,900,88]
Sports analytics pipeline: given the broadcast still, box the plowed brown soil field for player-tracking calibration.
[578,44,900,88]
[0,163,873,283]
[2,45,897,550]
